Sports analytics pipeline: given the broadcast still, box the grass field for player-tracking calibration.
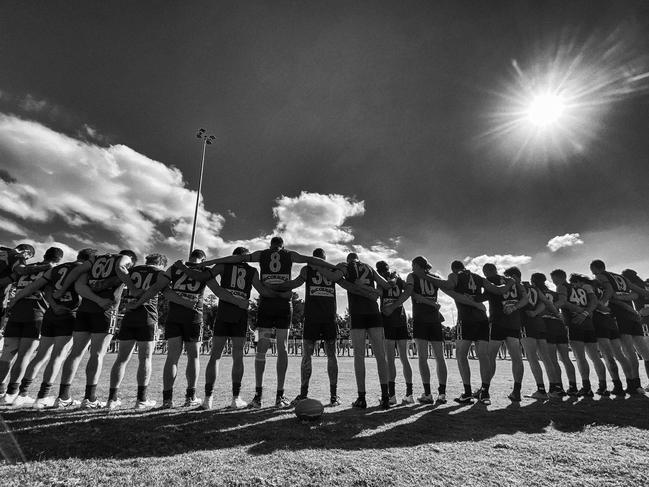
[1,353,649,486]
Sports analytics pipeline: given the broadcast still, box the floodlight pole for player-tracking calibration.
[189,129,215,257]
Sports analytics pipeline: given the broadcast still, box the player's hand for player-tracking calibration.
[236,298,250,310]
[573,313,586,325]
[504,304,515,315]
[474,302,486,312]
[97,298,113,310]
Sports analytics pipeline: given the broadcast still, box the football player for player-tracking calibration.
[0,244,37,321]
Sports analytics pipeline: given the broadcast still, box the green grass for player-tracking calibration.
[1,353,649,486]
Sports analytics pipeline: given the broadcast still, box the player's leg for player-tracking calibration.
[35,335,73,408]
[81,332,112,407]
[505,337,524,402]
[367,326,389,407]
[476,340,493,403]
[384,339,397,403]
[162,335,183,408]
[619,334,640,389]
[295,339,315,403]
[570,340,593,396]
[183,338,201,407]
[520,337,546,398]
[107,339,136,409]
[430,341,447,403]
[609,338,633,394]
[455,339,474,403]
[350,328,367,407]
[251,329,271,408]
[536,338,560,395]
[324,338,339,405]
[486,341,502,383]
[15,336,55,405]
[5,337,39,406]
[134,340,155,408]
[597,338,619,396]
[396,339,413,403]
[556,343,577,395]
[415,339,432,402]
[585,341,607,394]
[0,337,20,397]
[55,331,91,406]
[631,335,649,390]
[203,335,226,410]
[230,336,246,408]
[274,327,289,407]
[545,342,563,397]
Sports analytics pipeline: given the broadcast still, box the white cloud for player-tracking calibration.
[19,94,49,113]
[547,233,584,252]
[0,216,28,237]
[463,254,532,274]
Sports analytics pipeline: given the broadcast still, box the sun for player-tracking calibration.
[526,93,565,128]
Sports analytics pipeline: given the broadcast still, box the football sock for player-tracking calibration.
[108,387,118,401]
[358,391,366,400]
[388,381,396,397]
[537,383,546,392]
[463,384,472,395]
[438,384,447,395]
[58,384,71,401]
[380,383,389,398]
[481,383,489,394]
[635,377,642,389]
[162,389,173,401]
[276,389,284,398]
[233,382,241,397]
[598,380,607,391]
[513,382,522,393]
[612,379,622,389]
[329,383,337,398]
[406,382,413,396]
[137,386,147,402]
[19,378,33,395]
[38,382,52,399]
[186,387,196,400]
[85,384,97,401]
[205,383,214,397]
[255,386,263,397]
[423,383,431,395]
[300,385,308,397]
[582,379,591,391]
[6,382,19,395]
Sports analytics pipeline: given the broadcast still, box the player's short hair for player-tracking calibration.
[15,243,35,258]
[412,256,432,272]
[233,247,249,256]
[77,248,97,261]
[44,247,64,262]
[270,236,284,248]
[190,249,206,260]
[504,266,521,279]
[312,248,325,259]
[119,249,138,265]
[621,269,642,286]
[451,260,465,272]
[482,263,497,273]
[590,259,606,271]
[346,252,360,263]
[145,253,167,267]
[550,269,566,279]
[531,272,546,288]
[569,273,592,285]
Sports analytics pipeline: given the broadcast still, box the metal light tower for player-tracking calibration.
[189,128,215,256]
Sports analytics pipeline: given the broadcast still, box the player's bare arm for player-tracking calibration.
[482,277,515,295]
[171,262,218,282]
[163,288,196,310]
[338,278,380,300]
[53,260,92,297]
[9,275,49,305]
[128,275,172,310]
[206,279,249,310]
[74,273,112,309]
[252,270,290,299]
[288,250,338,271]
[383,281,413,316]
[268,267,306,292]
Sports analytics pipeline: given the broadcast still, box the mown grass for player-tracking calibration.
[1,353,648,486]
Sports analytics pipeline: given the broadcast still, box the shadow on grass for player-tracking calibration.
[1,395,648,462]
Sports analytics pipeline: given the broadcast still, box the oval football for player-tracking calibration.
[294,398,324,418]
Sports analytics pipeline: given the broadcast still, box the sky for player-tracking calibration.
[1,0,648,317]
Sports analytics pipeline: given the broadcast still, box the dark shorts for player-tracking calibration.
[384,325,409,341]
[593,313,620,340]
[544,318,568,344]
[213,316,248,338]
[457,319,490,342]
[118,323,156,342]
[521,315,546,340]
[74,311,112,334]
[350,313,383,330]
[616,316,644,337]
[568,317,597,343]
[41,315,75,337]
[303,321,337,341]
[165,320,201,342]
[412,320,443,342]
[4,319,42,340]
[490,320,520,341]
[257,306,292,330]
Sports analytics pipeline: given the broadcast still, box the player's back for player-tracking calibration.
[304,266,337,322]
[259,248,292,305]
[454,270,486,322]
[346,261,379,315]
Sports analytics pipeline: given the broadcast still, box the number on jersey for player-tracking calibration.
[230,266,248,290]
[570,287,588,306]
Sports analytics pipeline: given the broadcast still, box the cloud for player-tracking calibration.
[0,216,29,237]
[19,94,49,113]
[463,254,532,274]
[547,233,584,252]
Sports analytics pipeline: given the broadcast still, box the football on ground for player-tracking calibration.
[294,398,324,421]
[1,354,648,486]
